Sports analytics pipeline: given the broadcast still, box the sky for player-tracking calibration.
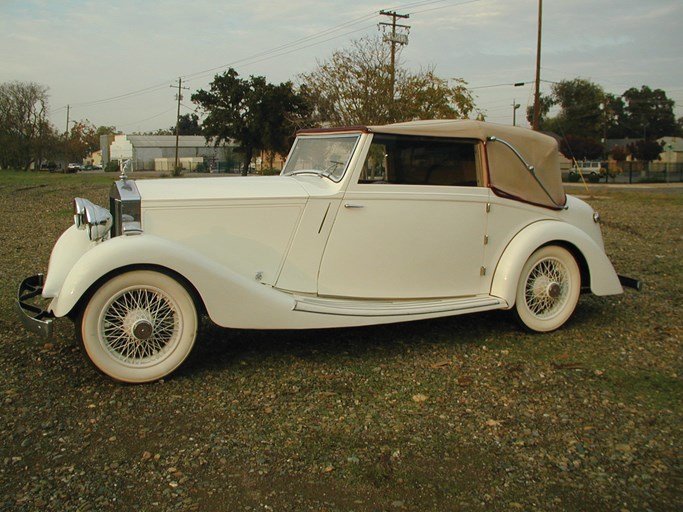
[1,0,681,134]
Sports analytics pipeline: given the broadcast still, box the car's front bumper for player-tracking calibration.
[16,274,54,338]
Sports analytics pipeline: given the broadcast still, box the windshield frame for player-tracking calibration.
[282,133,361,183]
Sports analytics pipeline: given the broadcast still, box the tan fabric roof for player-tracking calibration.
[368,119,566,209]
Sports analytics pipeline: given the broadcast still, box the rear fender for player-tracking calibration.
[490,220,623,306]
[48,234,295,326]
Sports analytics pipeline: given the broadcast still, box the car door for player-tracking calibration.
[317,134,490,300]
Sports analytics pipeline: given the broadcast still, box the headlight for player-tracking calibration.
[74,197,113,241]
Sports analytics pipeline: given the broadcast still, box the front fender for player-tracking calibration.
[43,225,97,298]
[490,220,623,306]
[48,234,296,327]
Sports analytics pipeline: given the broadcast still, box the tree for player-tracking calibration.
[298,36,474,126]
[65,120,101,162]
[621,86,676,139]
[627,139,664,169]
[0,81,51,170]
[525,93,554,130]
[192,69,306,175]
[536,78,605,140]
[260,81,310,168]
[559,135,603,161]
[35,122,63,168]
[171,113,202,136]
[610,145,628,162]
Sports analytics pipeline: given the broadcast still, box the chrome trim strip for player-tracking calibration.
[294,295,505,317]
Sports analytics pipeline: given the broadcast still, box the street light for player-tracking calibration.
[512,99,521,126]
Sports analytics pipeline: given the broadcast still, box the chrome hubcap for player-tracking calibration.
[547,281,561,299]
[132,319,154,340]
[525,257,569,318]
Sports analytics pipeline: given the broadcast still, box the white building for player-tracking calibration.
[659,136,683,164]
[105,135,237,171]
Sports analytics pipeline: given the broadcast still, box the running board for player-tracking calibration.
[293,295,507,317]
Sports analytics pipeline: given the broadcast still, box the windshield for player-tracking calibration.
[282,134,360,181]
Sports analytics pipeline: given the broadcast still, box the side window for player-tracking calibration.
[359,134,480,186]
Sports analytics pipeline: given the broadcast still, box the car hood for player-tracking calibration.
[135,175,311,203]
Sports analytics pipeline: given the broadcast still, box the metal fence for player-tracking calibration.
[563,162,683,184]
[612,161,683,183]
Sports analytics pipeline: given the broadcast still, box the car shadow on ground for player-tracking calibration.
[175,295,616,382]
[178,309,516,378]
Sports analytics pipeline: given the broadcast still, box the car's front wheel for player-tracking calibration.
[515,245,581,332]
[79,270,198,383]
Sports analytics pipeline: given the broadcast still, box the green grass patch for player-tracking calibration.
[594,368,682,410]
[0,169,110,185]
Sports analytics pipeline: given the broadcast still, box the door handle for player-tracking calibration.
[344,203,364,209]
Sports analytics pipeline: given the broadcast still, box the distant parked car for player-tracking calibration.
[40,162,58,172]
[17,120,640,383]
[67,163,81,173]
[568,161,606,182]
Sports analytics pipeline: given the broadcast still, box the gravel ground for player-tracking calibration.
[1,174,681,511]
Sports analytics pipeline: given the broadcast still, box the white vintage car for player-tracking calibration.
[17,120,639,383]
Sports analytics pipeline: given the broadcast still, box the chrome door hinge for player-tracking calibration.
[480,266,487,276]
[484,235,489,245]
[486,203,491,213]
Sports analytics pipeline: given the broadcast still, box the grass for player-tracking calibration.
[1,170,681,511]
[596,369,682,410]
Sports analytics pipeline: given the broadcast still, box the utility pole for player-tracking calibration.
[532,0,543,131]
[65,104,70,136]
[64,104,71,168]
[379,10,410,102]
[171,77,189,172]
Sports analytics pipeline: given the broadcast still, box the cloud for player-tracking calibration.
[1,0,680,131]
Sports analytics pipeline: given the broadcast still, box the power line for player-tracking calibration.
[63,2,465,108]
[56,0,483,124]
[117,108,176,129]
[181,22,377,85]
[404,0,480,16]
[70,81,172,109]
[59,14,379,113]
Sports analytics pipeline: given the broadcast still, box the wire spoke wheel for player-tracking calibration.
[524,258,569,317]
[102,287,179,364]
[515,246,580,332]
[80,271,198,383]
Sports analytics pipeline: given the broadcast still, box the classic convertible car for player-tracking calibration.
[17,120,638,383]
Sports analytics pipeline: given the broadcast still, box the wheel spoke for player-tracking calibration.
[524,257,570,318]
[100,286,179,365]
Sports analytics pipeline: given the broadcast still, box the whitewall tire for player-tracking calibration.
[515,245,581,332]
[79,270,198,383]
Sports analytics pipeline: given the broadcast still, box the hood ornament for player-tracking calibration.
[119,159,131,181]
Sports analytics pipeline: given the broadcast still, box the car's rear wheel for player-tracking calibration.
[515,245,580,332]
[79,270,198,383]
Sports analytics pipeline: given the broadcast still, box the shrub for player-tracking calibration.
[104,160,119,173]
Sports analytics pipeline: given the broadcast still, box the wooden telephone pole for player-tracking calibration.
[532,0,543,131]
[171,77,189,171]
[379,10,410,101]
